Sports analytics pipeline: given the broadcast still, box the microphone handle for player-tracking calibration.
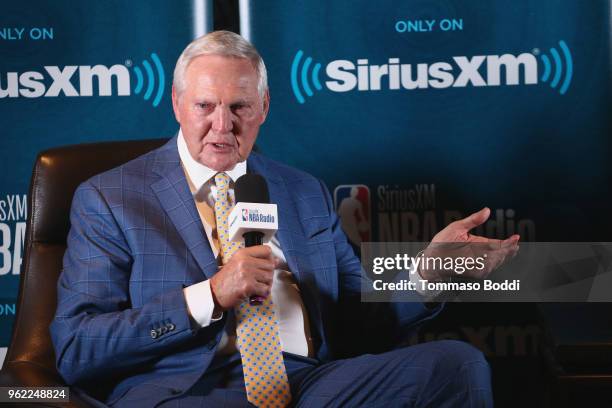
[244,231,264,248]
[244,232,266,305]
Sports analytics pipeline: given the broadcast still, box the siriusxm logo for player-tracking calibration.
[0,53,165,107]
[291,40,572,104]
[243,209,275,223]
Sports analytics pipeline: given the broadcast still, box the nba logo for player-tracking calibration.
[333,185,370,245]
[242,209,248,221]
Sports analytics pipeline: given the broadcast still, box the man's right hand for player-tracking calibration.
[209,245,278,310]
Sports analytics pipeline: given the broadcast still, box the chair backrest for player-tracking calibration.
[5,138,168,372]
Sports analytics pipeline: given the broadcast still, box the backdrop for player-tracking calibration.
[1,1,610,406]
[0,0,203,361]
[242,2,611,404]
[245,0,611,246]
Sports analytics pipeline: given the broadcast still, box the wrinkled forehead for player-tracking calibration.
[183,55,260,94]
[186,55,257,79]
[192,73,257,90]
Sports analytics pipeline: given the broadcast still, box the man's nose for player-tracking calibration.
[211,106,233,133]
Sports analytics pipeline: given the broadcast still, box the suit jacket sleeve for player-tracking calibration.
[50,180,217,385]
[318,179,442,354]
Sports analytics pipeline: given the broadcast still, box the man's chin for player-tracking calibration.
[199,154,239,172]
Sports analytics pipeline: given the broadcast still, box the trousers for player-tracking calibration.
[155,340,492,407]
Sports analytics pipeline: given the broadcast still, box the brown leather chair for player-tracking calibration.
[0,139,168,407]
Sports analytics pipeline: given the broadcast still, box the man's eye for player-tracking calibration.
[196,103,213,110]
[231,103,250,113]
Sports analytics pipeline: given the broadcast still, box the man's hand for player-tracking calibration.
[420,207,520,281]
[209,245,278,310]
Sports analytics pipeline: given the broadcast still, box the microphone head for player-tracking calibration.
[235,174,270,204]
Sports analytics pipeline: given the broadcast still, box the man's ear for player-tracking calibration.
[171,85,181,123]
[260,90,270,124]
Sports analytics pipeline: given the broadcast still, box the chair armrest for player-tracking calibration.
[0,361,99,408]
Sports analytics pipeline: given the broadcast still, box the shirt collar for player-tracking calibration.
[177,129,247,191]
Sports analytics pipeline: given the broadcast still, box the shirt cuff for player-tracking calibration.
[183,280,223,328]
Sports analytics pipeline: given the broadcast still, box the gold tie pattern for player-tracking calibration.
[213,172,291,408]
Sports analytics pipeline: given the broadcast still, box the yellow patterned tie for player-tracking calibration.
[213,172,291,408]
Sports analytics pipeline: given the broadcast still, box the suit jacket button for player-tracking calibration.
[167,323,176,331]
[160,326,168,335]
[171,389,182,395]
[150,329,158,339]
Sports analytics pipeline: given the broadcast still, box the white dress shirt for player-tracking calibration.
[178,130,313,357]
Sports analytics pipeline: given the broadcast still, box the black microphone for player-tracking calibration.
[231,174,278,305]
[235,174,270,247]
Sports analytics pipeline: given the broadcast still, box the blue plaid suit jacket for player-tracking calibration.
[50,136,438,406]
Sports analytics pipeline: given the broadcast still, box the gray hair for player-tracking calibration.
[173,30,268,100]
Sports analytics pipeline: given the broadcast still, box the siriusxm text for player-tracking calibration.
[0,65,130,98]
[325,54,538,92]
[0,195,27,276]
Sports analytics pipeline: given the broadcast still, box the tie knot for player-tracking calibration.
[215,172,230,193]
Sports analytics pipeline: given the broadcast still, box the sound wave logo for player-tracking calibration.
[131,53,165,107]
[290,50,323,104]
[290,40,573,104]
[536,40,573,95]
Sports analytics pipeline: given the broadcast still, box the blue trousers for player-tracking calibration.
[157,340,492,407]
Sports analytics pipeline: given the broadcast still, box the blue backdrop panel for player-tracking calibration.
[247,3,611,405]
[0,0,196,348]
[248,0,611,245]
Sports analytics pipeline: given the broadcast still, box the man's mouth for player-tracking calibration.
[209,143,234,150]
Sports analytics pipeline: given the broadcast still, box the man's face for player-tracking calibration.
[172,54,269,171]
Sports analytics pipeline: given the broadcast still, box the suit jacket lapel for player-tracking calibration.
[150,137,218,279]
[247,153,327,348]
[246,153,303,281]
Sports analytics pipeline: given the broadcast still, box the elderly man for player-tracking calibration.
[51,31,518,407]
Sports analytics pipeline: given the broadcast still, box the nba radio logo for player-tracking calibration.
[334,185,371,246]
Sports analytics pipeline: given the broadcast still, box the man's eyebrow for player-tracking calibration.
[195,97,215,103]
[231,99,252,105]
